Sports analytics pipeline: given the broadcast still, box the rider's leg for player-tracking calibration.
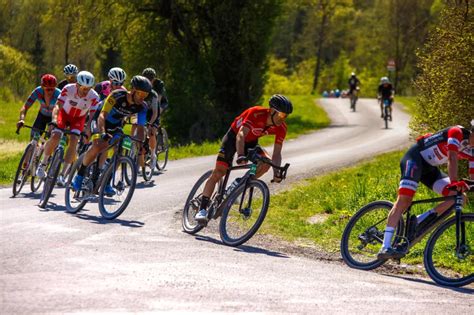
[60,133,79,177]
[41,131,61,164]
[255,148,271,178]
[194,163,227,221]
[380,101,384,118]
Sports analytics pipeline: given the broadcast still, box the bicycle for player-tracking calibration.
[182,148,290,246]
[381,98,392,129]
[65,131,142,219]
[38,128,76,209]
[155,125,169,171]
[12,125,48,197]
[350,87,359,112]
[340,180,474,287]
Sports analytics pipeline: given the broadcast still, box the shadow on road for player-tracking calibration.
[135,181,156,189]
[193,235,289,259]
[38,201,67,212]
[383,274,474,294]
[73,212,145,228]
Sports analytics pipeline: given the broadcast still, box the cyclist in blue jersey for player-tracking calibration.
[17,74,61,138]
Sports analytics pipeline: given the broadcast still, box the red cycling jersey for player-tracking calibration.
[230,106,287,145]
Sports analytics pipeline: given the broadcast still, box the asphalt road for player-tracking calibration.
[1,98,472,313]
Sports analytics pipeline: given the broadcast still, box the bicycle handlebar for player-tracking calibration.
[246,147,291,180]
[15,124,46,135]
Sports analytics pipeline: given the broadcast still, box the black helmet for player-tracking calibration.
[269,94,293,114]
[131,75,152,93]
[142,68,157,81]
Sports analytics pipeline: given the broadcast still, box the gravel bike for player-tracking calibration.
[182,148,290,246]
[341,180,474,287]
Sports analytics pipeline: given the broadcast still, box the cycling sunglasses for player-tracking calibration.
[134,90,149,98]
[111,80,123,86]
[66,75,76,80]
[43,87,55,92]
[276,111,288,120]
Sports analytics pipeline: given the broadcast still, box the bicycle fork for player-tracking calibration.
[454,194,468,259]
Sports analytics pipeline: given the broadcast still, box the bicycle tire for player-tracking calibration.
[38,148,63,209]
[12,143,34,197]
[98,156,137,220]
[340,201,404,270]
[30,145,44,192]
[384,107,389,129]
[424,213,474,287]
[182,170,212,234]
[219,179,270,247]
[64,154,89,213]
[142,149,153,182]
[156,128,169,170]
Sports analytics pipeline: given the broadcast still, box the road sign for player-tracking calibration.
[387,59,396,72]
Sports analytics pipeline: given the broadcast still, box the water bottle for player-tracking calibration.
[225,177,241,198]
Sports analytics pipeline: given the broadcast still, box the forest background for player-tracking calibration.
[0,0,472,143]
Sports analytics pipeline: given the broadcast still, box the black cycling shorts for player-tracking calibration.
[31,112,52,138]
[398,144,449,197]
[216,129,262,167]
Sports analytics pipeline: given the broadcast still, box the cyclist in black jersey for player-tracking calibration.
[58,64,78,90]
[72,76,152,194]
[377,77,394,119]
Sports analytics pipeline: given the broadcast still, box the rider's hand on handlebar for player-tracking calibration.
[236,155,248,165]
[100,132,112,141]
[16,120,24,129]
[446,180,469,193]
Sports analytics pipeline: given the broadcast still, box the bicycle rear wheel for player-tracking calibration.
[340,201,404,270]
[38,149,63,209]
[156,127,169,170]
[424,213,474,287]
[219,179,270,247]
[30,145,44,192]
[142,149,153,182]
[98,156,137,220]
[182,170,211,234]
[64,154,90,213]
[12,143,34,197]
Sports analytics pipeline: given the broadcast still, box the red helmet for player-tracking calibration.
[41,74,57,88]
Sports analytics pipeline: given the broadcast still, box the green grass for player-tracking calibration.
[396,96,417,114]
[0,94,329,185]
[261,150,473,271]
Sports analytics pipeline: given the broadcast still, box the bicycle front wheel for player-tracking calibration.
[12,143,34,197]
[98,156,137,220]
[340,201,403,270]
[156,128,169,170]
[30,145,44,192]
[424,213,474,287]
[64,154,89,213]
[142,149,153,182]
[38,149,62,209]
[219,179,270,247]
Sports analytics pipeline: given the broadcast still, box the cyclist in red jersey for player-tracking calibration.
[378,124,474,259]
[194,94,293,223]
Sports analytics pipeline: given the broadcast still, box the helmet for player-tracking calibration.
[351,72,356,76]
[76,71,95,87]
[63,64,78,75]
[131,75,152,93]
[41,74,57,87]
[381,76,390,84]
[142,68,157,81]
[108,67,126,84]
[269,94,293,114]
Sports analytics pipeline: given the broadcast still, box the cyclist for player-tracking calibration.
[36,71,100,186]
[58,64,79,90]
[194,94,293,223]
[377,77,394,119]
[348,72,360,97]
[17,74,60,138]
[140,67,169,169]
[94,67,127,101]
[71,75,152,195]
[378,124,474,260]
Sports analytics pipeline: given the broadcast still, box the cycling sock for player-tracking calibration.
[77,163,87,177]
[416,209,435,224]
[200,196,210,210]
[382,227,395,249]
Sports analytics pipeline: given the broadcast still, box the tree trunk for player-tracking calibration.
[311,1,329,94]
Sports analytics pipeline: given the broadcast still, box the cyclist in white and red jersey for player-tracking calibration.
[194,94,293,223]
[36,71,100,186]
[378,124,474,259]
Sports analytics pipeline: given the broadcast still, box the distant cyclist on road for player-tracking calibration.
[348,72,360,96]
[378,124,474,260]
[58,64,79,90]
[17,74,61,139]
[194,94,293,223]
[377,77,394,119]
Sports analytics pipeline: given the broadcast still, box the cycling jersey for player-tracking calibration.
[145,89,160,124]
[94,80,126,101]
[230,106,287,145]
[398,126,473,197]
[348,77,360,90]
[102,90,148,129]
[217,129,263,167]
[58,83,100,118]
[22,86,61,117]
[378,83,394,99]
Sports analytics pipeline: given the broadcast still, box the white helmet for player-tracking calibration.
[63,64,78,75]
[108,67,126,84]
[380,76,390,84]
[77,71,95,87]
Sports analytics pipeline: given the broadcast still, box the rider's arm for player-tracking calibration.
[236,126,250,157]
[20,88,40,121]
[447,150,459,182]
[149,95,159,124]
